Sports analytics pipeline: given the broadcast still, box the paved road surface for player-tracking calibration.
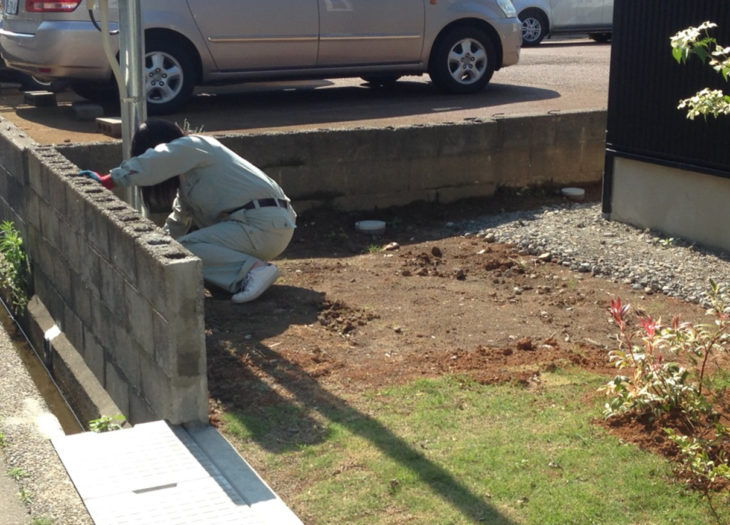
[0,38,610,145]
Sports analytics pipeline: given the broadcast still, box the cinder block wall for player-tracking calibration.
[60,110,607,211]
[0,123,207,425]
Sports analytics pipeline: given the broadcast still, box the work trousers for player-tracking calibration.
[178,206,296,293]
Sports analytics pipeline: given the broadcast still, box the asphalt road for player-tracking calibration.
[0,37,610,145]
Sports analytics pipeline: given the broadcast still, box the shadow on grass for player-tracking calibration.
[210,335,515,524]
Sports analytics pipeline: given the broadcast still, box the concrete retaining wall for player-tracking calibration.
[0,109,606,426]
[60,110,607,211]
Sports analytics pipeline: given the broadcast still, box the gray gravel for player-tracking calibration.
[454,201,730,308]
[0,312,92,525]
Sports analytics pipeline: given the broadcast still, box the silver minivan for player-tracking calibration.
[0,0,521,114]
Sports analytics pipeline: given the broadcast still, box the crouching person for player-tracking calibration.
[82,119,296,303]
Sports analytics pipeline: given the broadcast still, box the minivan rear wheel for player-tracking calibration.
[429,26,495,94]
[70,38,196,114]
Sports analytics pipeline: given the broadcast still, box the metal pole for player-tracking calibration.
[117,0,147,213]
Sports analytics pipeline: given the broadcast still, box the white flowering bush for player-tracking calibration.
[671,21,730,120]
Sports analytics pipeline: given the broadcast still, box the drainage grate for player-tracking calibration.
[52,420,302,525]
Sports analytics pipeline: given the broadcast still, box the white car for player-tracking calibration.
[0,0,522,114]
[512,0,612,46]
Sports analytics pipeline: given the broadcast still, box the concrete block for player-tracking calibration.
[78,242,102,294]
[110,323,141,387]
[108,222,139,283]
[36,236,55,283]
[65,179,88,233]
[39,205,62,251]
[91,302,114,349]
[72,101,104,121]
[168,376,208,425]
[6,172,26,215]
[83,199,112,260]
[99,265,128,322]
[151,309,173,372]
[105,362,130,419]
[135,233,201,316]
[62,303,83,352]
[82,328,105,384]
[129,392,156,424]
[124,282,154,353]
[140,352,172,420]
[23,90,56,107]
[63,230,83,273]
[96,117,122,138]
[26,151,49,201]
[47,168,70,217]
[25,190,41,231]
[0,124,35,178]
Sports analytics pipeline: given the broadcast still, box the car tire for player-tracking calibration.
[519,9,549,46]
[428,26,496,94]
[589,32,612,44]
[361,75,401,89]
[144,37,196,115]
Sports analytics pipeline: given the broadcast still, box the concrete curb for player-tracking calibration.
[25,295,124,426]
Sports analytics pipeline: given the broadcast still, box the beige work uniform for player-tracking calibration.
[111,135,296,293]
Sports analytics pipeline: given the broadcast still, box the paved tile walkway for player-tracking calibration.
[52,420,302,525]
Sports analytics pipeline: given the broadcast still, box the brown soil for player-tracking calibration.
[203,185,725,487]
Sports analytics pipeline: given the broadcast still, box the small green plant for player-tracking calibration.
[31,518,55,525]
[0,432,7,448]
[88,414,126,433]
[7,467,28,481]
[18,487,33,505]
[671,21,730,120]
[0,221,31,316]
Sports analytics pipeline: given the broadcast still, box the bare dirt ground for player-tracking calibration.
[203,186,720,477]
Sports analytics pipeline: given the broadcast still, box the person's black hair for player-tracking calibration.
[132,119,186,212]
[131,119,185,157]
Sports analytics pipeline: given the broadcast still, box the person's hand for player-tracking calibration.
[78,170,114,189]
[79,169,102,182]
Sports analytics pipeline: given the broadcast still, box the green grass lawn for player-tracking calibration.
[221,370,729,524]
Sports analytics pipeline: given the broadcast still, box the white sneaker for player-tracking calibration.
[232,264,280,303]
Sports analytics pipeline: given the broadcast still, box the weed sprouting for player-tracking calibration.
[88,414,126,432]
[0,221,31,316]
[8,467,28,481]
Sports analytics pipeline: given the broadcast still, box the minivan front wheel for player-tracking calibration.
[429,27,495,94]
[519,9,548,46]
[144,38,196,115]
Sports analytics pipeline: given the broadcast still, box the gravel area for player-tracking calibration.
[0,310,92,525]
[457,201,730,308]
